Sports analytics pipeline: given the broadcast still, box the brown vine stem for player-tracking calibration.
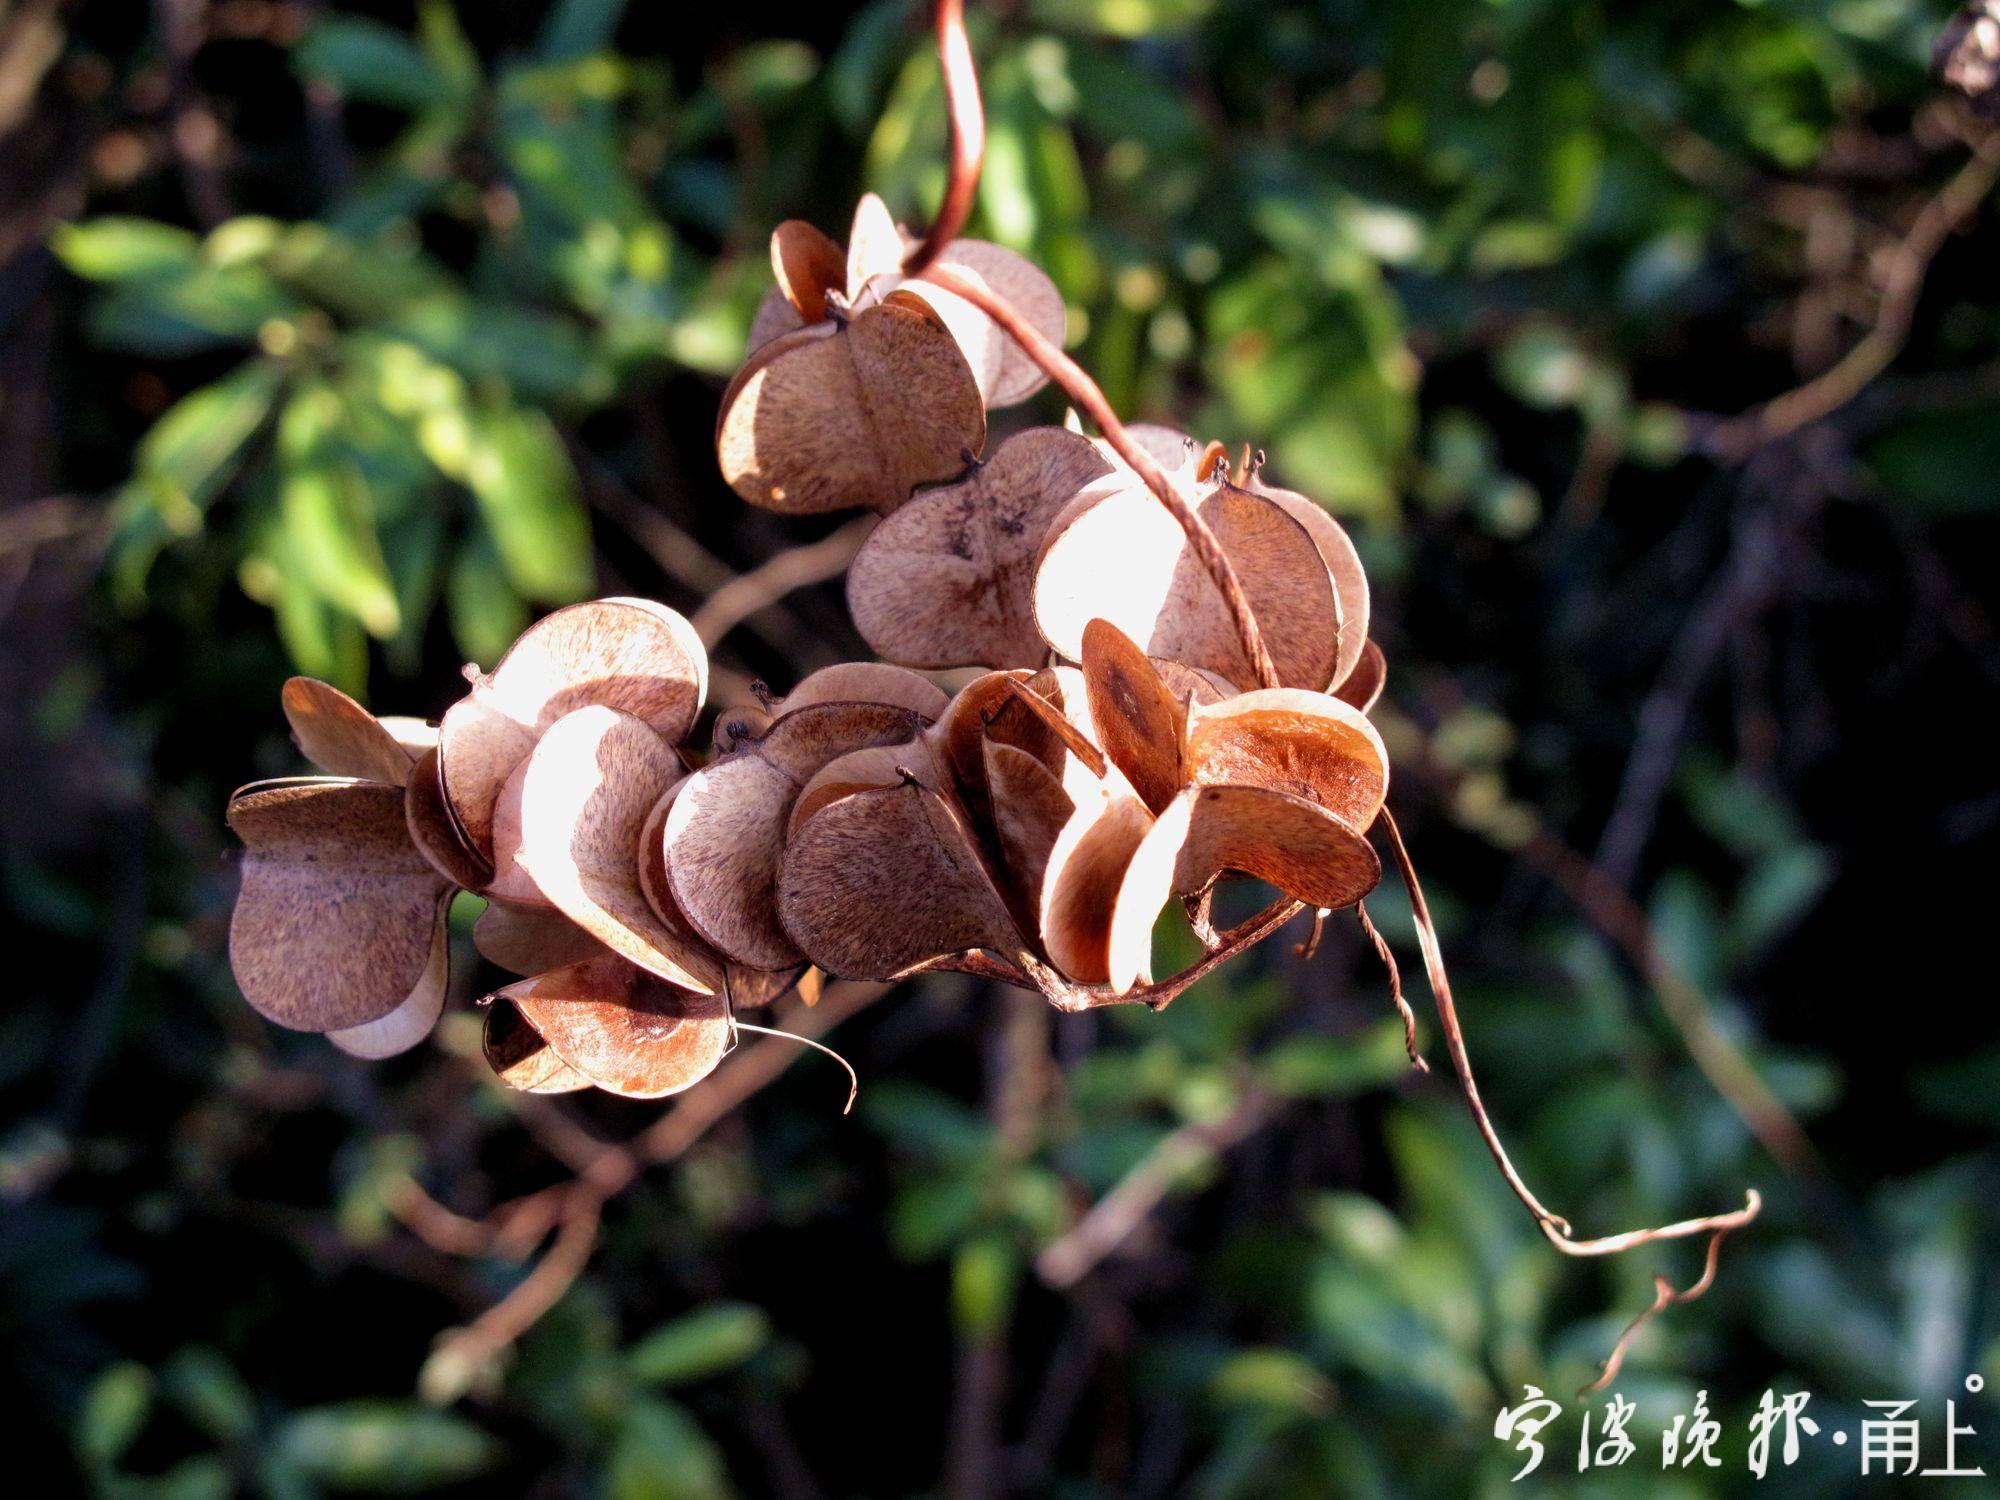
[921,264,1284,692]
[904,0,1282,692]
[901,0,984,279]
[1706,116,2000,458]
[1578,1219,1742,1397]
[1377,807,1762,1257]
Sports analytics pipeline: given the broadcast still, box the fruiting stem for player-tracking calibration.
[904,0,1282,691]
[919,265,1284,690]
[1377,807,1762,1257]
[901,0,984,278]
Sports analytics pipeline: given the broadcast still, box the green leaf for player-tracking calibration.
[52,218,199,282]
[606,1397,732,1500]
[951,1236,1019,1340]
[76,1361,153,1469]
[538,0,627,61]
[279,460,402,637]
[460,405,593,604]
[627,1303,771,1387]
[1208,1347,1334,1418]
[1862,404,2000,517]
[1261,1021,1417,1100]
[296,18,455,112]
[275,1403,501,1493]
[160,1347,255,1445]
[124,360,286,539]
[88,263,297,355]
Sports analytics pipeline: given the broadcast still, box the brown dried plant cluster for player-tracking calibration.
[225,0,1764,1386]
[227,189,1395,1095]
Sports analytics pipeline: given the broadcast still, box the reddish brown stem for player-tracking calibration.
[901,0,1280,690]
[1377,808,1761,1257]
[919,263,1283,691]
[901,0,984,278]
[1579,1219,1743,1396]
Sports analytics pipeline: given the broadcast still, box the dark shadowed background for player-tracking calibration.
[3,1,1997,1496]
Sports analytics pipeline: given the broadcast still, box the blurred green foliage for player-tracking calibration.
[4,1,1998,1497]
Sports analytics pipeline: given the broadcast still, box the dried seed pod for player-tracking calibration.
[789,742,931,836]
[438,598,706,861]
[227,779,455,1032]
[1034,474,1340,691]
[664,701,934,969]
[1333,639,1387,715]
[847,426,1112,669]
[777,779,1024,980]
[329,903,451,1059]
[473,903,606,977]
[637,780,802,1007]
[1235,470,1372,692]
[405,744,495,891]
[282,677,419,787]
[1080,617,1186,815]
[514,705,723,994]
[982,738,1075,934]
[1184,689,1389,832]
[1139,783,1382,914]
[483,1000,592,1093]
[378,715,440,760]
[1039,789,1163,990]
[898,239,1067,408]
[484,757,551,909]
[716,292,986,515]
[493,955,731,1099]
[752,196,1067,409]
[771,219,848,322]
[766,661,951,720]
[845,192,906,300]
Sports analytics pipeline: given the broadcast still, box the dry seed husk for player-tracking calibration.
[495,956,730,1099]
[847,427,1112,669]
[777,780,1023,979]
[482,999,592,1093]
[1034,478,1340,691]
[1038,789,1160,988]
[514,706,721,994]
[901,240,1066,407]
[1148,783,1382,913]
[716,293,986,515]
[472,902,606,977]
[635,781,794,1007]
[768,661,950,720]
[282,677,417,786]
[840,194,1064,408]
[771,219,847,322]
[484,756,551,908]
[379,715,440,759]
[1334,639,1386,714]
[664,702,931,969]
[982,739,1074,934]
[329,902,451,1058]
[405,744,495,891]
[1184,689,1389,831]
[438,598,706,859]
[1239,475,1371,691]
[788,742,931,836]
[1080,618,1185,815]
[932,669,1036,817]
[227,779,455,1032]
[845,192,906,299]
[1152,659,1234,707]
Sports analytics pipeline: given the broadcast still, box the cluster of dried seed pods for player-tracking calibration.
[227,193,1397,1096]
